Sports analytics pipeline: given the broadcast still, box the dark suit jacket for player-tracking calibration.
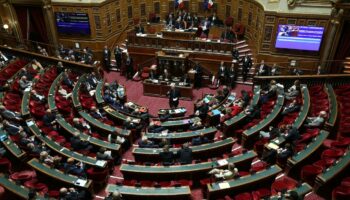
[43,113,56,127]
[159,151,174,164]
[103,49,111,61]
[285,127,300,143]
[168,89,180,103]
[177,147,192,164]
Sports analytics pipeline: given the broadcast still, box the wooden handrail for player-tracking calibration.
[110,24,130,51]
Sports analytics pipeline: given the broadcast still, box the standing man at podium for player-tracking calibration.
[103,46,111,70]
[168,84,180,108]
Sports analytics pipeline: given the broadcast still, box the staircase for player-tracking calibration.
[343,57,350,74]
[234,40,255,85]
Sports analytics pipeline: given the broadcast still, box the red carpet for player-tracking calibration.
[103,70,252,116]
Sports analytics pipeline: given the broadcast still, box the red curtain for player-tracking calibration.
[333,20,350,73]
[14,6,49,44]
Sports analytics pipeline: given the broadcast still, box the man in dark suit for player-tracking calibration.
[42,109,57,129]
[103,45,111,70]
[166,13,175,28]
[125,53,134,80]
[149,69,157,80]
[114,46,123,70]
[86,72,99,89]
[62,71,74,88]
[256,60,269,76]
[194,62,203,89]
[284,125,299,144]
[3,120,23,135]
[30,90,46,103]
[217,61,227,85]
[201,17,211,37]
[241,90,251,108]
[168,85,180,108]
[70,132,93,151]
[90,106,105,119]
[96,147,113,161]
[159,145,174,165]
[281,100,301,115]
[191,132,209,146]
[241,54,252,82]
[134,23,144,34]
[231,48,239,61]
[177,143,192,164]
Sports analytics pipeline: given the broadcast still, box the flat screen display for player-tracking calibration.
[275,25,324,51]
[55,12,91,35]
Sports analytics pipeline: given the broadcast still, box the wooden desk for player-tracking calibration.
[242,89,285,147]
[143,81,193,100]
[206,165,282,200]
[133,138,235,163]
[0,174,46,200]
[292,85,310,129]
[120,151,256,181]
[72,74,87,110]
[223,85,261,136]
[325,84,338,129]
[48,72,64,111]
[106,185,191,200]
[26,119,106,168]
[162,30,195,40]
[28,158,92,189]
[0,130,26,159]
[95,81,105,105]
[146,126,216,144]
[286,130,329,173]
[56,115,121,153]
[315,150,350,191]
[158,107,186,118]
[269,183,312,200]
[103,106,141,126]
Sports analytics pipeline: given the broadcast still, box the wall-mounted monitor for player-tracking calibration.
[55,12,91,35]
[275,25,324,51]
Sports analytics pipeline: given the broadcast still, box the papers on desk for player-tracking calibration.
[212,109,221,116]
[161,130,168,136]
[203,97,210,104]
[89,90,96,96]
[136,33,147,37]
[105,150,112,157]
[96,160,107,167]
[74,179,87,186]
[132,118,140,123]
[152,79,159,83]
[218,181,230,189]
[267,142,279,150]
[217,159,228,166]
[276,83,284,89]
[27,120,34,126]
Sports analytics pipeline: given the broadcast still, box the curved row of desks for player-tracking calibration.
[269,183,312,200]
[242,88,285,147]
[0,174,46,200]
[0,129,26,159]
[206,165,282,200]
[28,158,92,189]
[132,138,235,163]
[145,126,217,144]
[292,84,310,129]
[120,150,257,181]
[26,119,107,168]
[287,130,329,173]
[223,85,261,136]
[47,72,63,111]
[72,74,86,110]
[106,184,191,200]
[325,84,338,129]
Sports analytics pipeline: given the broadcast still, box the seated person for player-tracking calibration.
[304,111,327,128]
[222,86,230,97]
[194,102,209,120]
[157,138,170,148]
[220,107,233,122]
[26,142,42,156]
[19,131,35,147]
[96,147,113,161]
[105,191,122,200]
[86,71,99,89]
[108,131,126,145]
[191,132,209,146]
[230,99,244,116]
[260,125,284,139]
[260,80,278,103]
[70,132,93,151]
[159,145,174,165]
[189,120,203,131]
[281,99,301,115]
[123,117,142,131]
[277,143,294,162]
[72,118,91,133]
[209,163,238,180]
[283,125,300,144]
[241,90,251,108]
[262,148,277,165]
[215,90,225,102]
[0,105,22,121]
[31,90,46,103]
[18,68,34,81]
[3,119,23,135]
[19,76,32,92]
[64,158,86,177]
[147,121,166,133]
[138,136,154,148]
[285,80,301,100]
[177,143,192,164]
[90,106,106,119]
[58,85,72,99]
[42,109,57,129]
[244,104,261,122]
[39,151,54,166]
[62,71,74,88]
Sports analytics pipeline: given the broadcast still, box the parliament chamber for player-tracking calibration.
[0,0,350,200]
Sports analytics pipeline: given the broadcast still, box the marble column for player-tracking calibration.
[42,0,58,52]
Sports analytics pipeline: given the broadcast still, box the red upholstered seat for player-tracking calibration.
[332,185,350,200]
[301,165,323,185]
[122,179,137,186]
[141,67,150,79]
[321,148,345,160]
[24,179,48,194]
[251,161,267,172]
[234,192,252,200]
[0,185,5,199]
[253,188,271,199]
[171,179,193,187]
[10,170,36,182]
[48,190,60,198]
[224,195,234,200]
[271,176,297,194]
[0,157,12,172]
[139,180,154,187]
[87,167,109,184]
